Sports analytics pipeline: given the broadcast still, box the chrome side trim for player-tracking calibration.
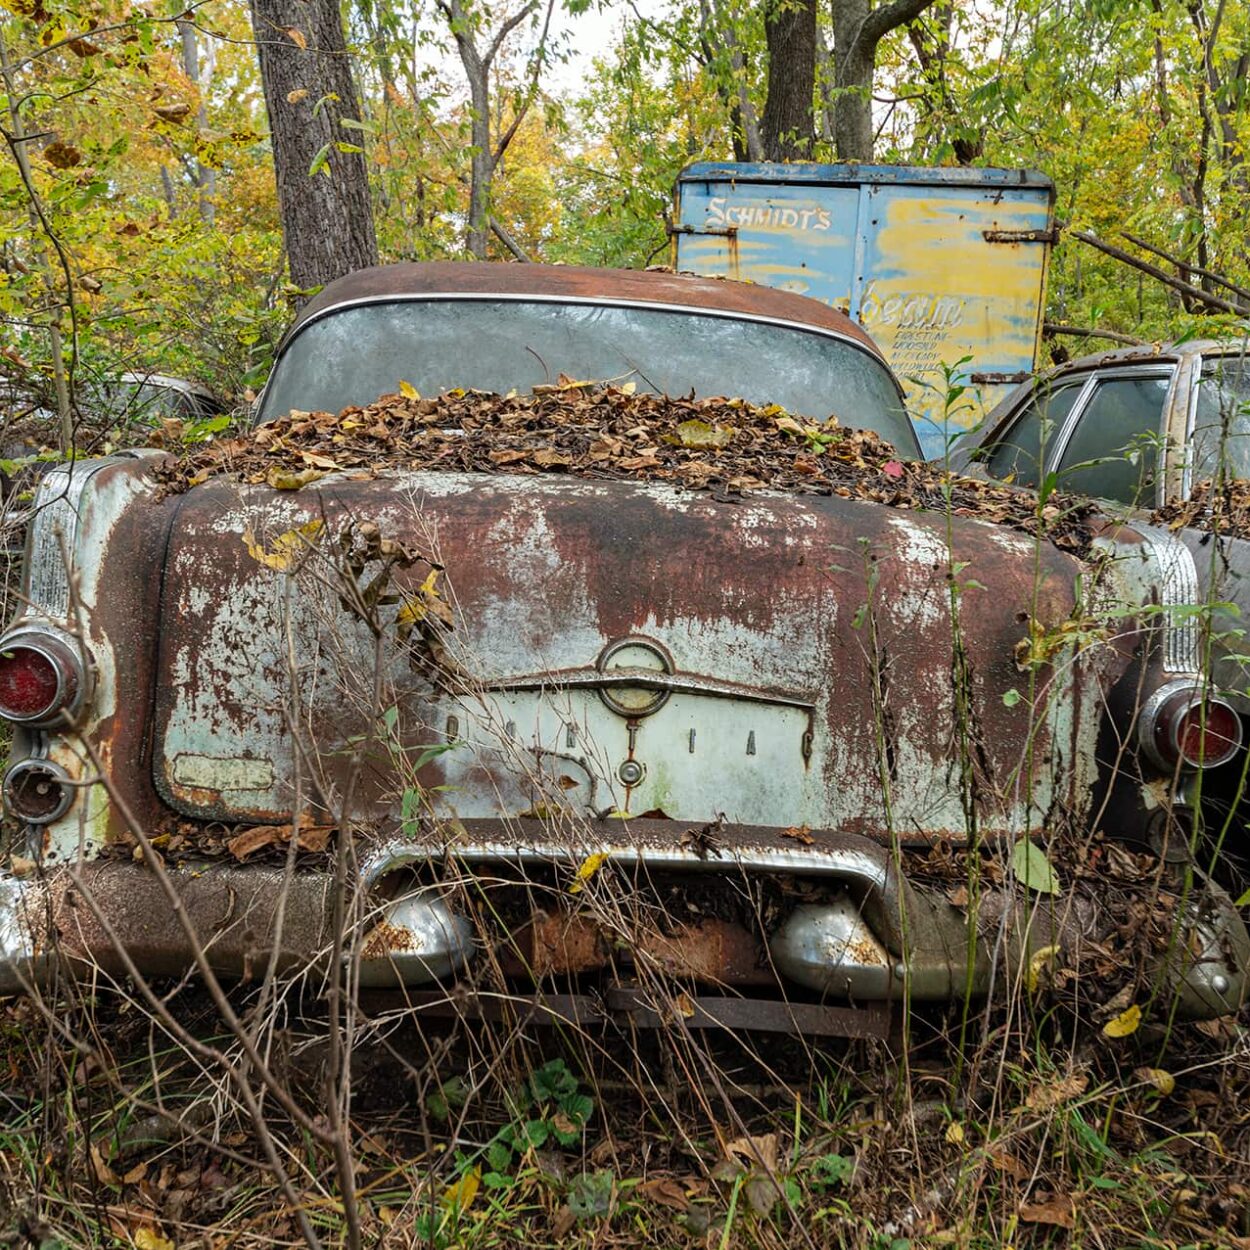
[1133,523,1200,673]
[357,890,476,987]
[361,837,891,892]
[24,460,115,621]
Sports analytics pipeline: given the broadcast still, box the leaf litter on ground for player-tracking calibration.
[154,382,1100,556]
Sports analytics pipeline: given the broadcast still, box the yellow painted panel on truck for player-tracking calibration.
[673,163,1055,457]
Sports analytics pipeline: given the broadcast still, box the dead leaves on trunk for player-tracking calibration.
[226,814,333,861]
[156,382,1099,556]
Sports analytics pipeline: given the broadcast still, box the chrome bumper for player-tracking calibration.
[0,831,1245,1020]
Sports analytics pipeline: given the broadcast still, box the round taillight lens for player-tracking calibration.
[1141,681,1244,772]
[0,630,83,726]
[1174,699,1242,769]
[3,759,72,823]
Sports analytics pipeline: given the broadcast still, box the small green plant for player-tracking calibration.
[482,1059,595,1189]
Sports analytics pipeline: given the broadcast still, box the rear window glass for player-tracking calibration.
[258,299,919,456]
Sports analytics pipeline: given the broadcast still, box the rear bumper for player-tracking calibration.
[1,829,1246,1021]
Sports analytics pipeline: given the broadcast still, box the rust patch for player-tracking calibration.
[360,920,418,960]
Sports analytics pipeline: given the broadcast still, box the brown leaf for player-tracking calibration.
[532,449,572,468]
[43,140,82,168]
[90,1142,119,1185]
[780,824,813,844]
[1018,1193,1074,1229]
[153,102,192,123]
[227,824,287,860]
[282,25,308,48]
[725,1132,778,1173]
[1024,1071,1088,1111]
[637,1177,692,1212]
[227,817,331,860]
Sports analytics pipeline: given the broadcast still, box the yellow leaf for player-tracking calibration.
[243,519,324,571]
[442,1164,480,1210]
[398,379,419,399]
[1134,1066,1175,1095]
[266,466,326,491]
[568,852,608,894]
[1025,943,1061,992]
[133,1229,174,1250]
[1102,1003,1142,1038]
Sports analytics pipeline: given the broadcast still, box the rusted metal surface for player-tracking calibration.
[285,261,887,360]
[143,473,1109,843]
[604,987,893,1039]
[366,987,893,1039]
[49,860,337,979]
[501,910,768,984]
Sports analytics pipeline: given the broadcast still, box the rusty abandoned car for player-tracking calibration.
[0,263,1246,1035]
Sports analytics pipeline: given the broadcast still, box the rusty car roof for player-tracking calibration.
[288,261,886,359]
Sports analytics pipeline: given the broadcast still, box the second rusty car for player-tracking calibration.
[0,264,1245,1032]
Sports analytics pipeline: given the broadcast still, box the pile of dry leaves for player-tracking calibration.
[155,384,1100,556]
[1152,477,1250,536]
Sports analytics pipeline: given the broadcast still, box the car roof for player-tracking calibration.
[286,261,888,362]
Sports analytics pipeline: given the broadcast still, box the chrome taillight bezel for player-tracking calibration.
[2,758,73,824]
[1139,679,1244,772]
[0,624,86,727]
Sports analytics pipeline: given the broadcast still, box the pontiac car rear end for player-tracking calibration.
[0,263,1245,1031]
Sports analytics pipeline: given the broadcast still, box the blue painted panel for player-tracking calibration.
[674,164,1055,458]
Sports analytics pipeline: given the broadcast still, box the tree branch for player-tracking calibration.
[859,0,936,56]
[1043,322,1145,347]
[1118,229,1250,303]
[485,1,537,69]
[491,0,554,166]
[1069,228,1248,315]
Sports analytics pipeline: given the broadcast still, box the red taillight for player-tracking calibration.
[1141,681,1244,772]
[0,630,83,726]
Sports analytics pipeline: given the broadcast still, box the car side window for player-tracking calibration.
[1054,374,1170,506]
[982,379,1085,488]
[1190,358,1250,482]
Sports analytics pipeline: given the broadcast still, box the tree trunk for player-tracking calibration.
[251,0,378,293]
[830,0,937,161]
[761,0,816,160]
[177,19,216,226]
[832,0,873,160]
[466,79,492,259]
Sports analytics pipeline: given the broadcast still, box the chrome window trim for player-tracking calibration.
[257,291,912,438]
[1046,364,1177,501]
[980,371,1095,483]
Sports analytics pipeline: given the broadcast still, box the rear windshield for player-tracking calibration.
[257,298,918,456]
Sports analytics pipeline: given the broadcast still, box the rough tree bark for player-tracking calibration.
[250,0,378,292]
[761,0,816,159]
[830,0,936,161]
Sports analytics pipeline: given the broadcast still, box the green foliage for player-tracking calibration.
[481,1059,595,1188]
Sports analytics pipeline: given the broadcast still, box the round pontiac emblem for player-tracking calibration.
[596,636,674,718]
